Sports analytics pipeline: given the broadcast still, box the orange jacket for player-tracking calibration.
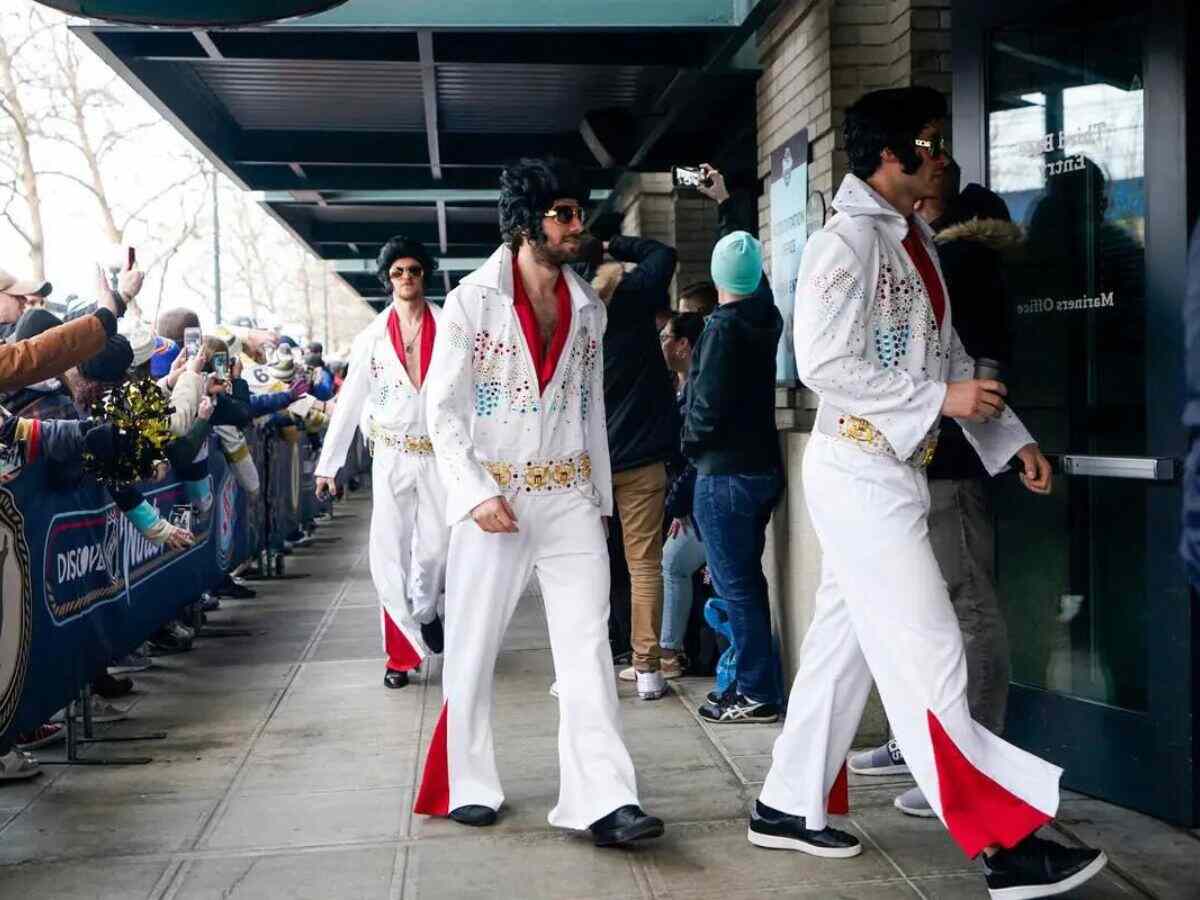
[0,312,111,394]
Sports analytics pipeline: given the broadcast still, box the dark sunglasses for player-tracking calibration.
[543,205,586,225]
[914,135,950,159]
[389,265,424,278]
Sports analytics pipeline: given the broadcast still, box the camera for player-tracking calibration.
[672,166,712,190]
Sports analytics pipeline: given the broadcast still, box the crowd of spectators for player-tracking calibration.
[0,262,346,782]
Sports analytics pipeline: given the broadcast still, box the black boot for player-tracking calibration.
[589,805,664,847]
[383,668,409,689]
[450,805,497,827]
[420,617,444,655]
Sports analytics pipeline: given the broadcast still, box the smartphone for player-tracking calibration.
[127,246,136,269]
[672,165,712,189]
[169,504,193,532]
[211,351,229,380]
[183,326,202,358]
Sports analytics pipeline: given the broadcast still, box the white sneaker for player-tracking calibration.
[618,666,636,682]
[0,749,40,781]
[636,670,668,701]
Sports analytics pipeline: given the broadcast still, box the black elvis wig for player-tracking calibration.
[498,157,591,250]
[843,85,947,180]
[375,234,438,289]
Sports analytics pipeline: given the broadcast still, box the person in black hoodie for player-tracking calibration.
[583,234,679,700]
[685,230,784,724]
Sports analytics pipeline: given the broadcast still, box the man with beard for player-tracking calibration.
[751,87,1105,900]
[414,158,663,847]
[315,235,448,689]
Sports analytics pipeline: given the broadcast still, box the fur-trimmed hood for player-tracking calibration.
[934,217,1023,251]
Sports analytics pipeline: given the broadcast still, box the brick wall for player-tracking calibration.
[757,0,952,258]
[613,173,719,306]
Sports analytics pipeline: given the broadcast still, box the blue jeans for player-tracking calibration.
[693,471,782,704]
[660,520,707,651]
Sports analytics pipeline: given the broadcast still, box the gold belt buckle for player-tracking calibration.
[842,415,877,444]
[525,464,548,490]
[918,436,938,467]
[553,462,576,486]
[486,463,513,488]
[579,454,592,480]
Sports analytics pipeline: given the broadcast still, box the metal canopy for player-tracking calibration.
[73,0,763,310]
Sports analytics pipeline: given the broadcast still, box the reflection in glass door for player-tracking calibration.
[986,11,1150,712]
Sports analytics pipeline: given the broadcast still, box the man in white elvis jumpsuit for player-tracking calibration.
[413,157,663,847]
[315,236,448,690]
[748,87,1107,900]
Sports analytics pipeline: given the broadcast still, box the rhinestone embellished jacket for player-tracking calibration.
[424,244,612,525]
[794,174,1034,474]
[314,300,442,479]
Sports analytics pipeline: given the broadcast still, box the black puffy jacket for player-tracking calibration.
[602,235,680,474]
[682,283,783,475]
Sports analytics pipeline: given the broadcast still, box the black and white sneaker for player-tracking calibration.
[748,800,861,858]
[698,693,779,724]
[982,834,1107,899]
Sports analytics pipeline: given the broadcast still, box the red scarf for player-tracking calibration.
[387,303,436,385]
[512,257,573,393]
[902,223,946,329]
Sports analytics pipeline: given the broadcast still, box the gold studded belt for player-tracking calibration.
[816,406,938,469]
[368,422,434,456]
[483,452,592,494]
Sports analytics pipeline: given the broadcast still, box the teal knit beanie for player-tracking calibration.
[710,231,763,296]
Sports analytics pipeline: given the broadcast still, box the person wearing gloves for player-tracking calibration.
[684,231,784,725]
[413,158,662,847]
[315,235,449,690]
[749,87,1106,900]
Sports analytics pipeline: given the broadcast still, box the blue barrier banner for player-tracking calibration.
[0,437,245,748]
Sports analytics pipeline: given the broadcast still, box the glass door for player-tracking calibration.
[980,0,1195,824]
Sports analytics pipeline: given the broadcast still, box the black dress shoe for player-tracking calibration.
[420,617,444,655]
[217,575,257,599]
[982,834,1106,899]
[450,805,498,827]
[589,804,664,847]
[748,800,861,858]
[383,669,409,689]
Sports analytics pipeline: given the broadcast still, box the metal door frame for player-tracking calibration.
[952,0,1195,825]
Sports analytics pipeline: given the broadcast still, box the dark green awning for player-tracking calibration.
[34,1,348,26]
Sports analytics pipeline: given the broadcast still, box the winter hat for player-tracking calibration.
[79,334,134,382]
[149,337,180,379]
[119,317,156,368]
[304,352,323,369]
[13,307,62,342]
[211,324,242,357]
[268,347,296,383]
[277,335,298,349]
[710,231,764,297]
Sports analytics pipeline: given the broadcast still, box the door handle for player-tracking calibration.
[1059,455,1177,481]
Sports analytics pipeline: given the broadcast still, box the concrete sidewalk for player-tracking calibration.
[0,491,1195,898]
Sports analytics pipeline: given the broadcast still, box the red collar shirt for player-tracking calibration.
[314,299,441,479]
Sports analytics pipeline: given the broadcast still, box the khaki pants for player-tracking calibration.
[613,462,667,673]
